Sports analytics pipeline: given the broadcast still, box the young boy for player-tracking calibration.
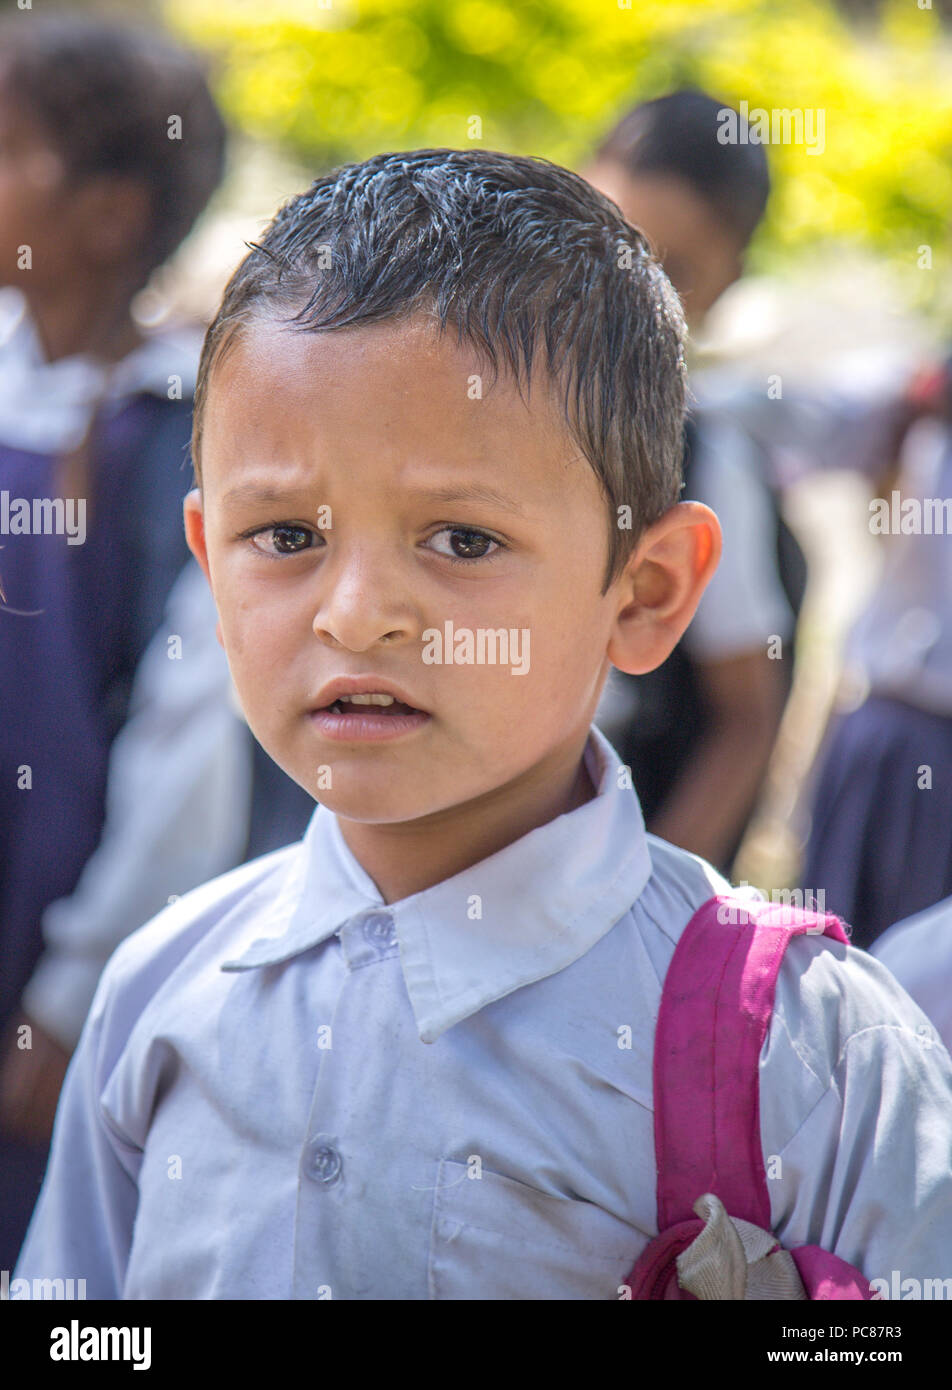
[15,149,952,1300]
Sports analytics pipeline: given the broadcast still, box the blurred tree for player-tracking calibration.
[153,0,951,297]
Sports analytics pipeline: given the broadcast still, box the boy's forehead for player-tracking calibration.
[202,312,587,486]
[215,312,529,398]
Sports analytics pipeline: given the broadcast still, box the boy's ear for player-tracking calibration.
[184,488,225,648]
[607,501,721,676]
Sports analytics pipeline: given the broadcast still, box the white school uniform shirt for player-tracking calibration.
[16,725,952,1300]
[872,895,952,1055]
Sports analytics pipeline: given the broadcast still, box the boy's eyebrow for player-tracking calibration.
[221,483,312,508]
[221,481,528,516]
[411,483,527,516]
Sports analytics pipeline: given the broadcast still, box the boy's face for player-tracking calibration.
[583,162,744,329]
[187,314,636,826]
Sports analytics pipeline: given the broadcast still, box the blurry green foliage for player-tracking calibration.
[164,0,952,292]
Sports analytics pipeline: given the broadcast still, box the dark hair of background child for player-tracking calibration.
[595,89,770,247]
[0,10,228,289]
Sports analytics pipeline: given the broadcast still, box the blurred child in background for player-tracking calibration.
[0,13,226,1268]
[803,359,952,946]
[584,91,802,873]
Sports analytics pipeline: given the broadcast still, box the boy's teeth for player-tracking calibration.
[338,692,395,706]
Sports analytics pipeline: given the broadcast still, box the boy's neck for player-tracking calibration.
[25,283,143,366]
[337,737,597,906]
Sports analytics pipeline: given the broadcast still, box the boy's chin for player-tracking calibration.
[311,775,490,827]
[317,790,452,826]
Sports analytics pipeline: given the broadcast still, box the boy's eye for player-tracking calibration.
[247,524,317,556]
[426,527,501,563]
[240,523,501,564]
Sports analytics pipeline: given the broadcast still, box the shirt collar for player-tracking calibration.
[221,724,652,1043]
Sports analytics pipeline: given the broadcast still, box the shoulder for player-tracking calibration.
[758,924,952,1270]
[760,926,952,1164]
[637,837,740,944]
[85,841,305,1070]
[109,841,301,978]
[628,838,763,983]
[769,932,942,1080]
[635,848,949,1105]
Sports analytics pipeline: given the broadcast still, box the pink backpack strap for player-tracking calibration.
[791,1246,876,1300]
[654,894,849,1229]
[625,892,874,1300]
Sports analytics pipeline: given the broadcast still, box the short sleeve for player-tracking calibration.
[14,962,144,1298]
[758,937,952,1285]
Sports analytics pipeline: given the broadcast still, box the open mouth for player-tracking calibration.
[309,687,431,740]
[323,694,422,716]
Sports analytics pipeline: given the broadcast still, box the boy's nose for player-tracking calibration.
[310,555,418,653]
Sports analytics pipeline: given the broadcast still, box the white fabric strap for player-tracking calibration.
[676,1193,808,1301]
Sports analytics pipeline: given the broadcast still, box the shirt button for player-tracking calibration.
[304,1135,342,1185]
[362,911,396,951]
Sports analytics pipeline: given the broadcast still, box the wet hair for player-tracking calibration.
[0,12,227,285]
[594,90,770,247]
[193,147,687,594]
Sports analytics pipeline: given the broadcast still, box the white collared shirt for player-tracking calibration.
[15,726,952,1299]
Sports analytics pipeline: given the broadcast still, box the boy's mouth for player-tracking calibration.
[310,685,432,743]
[324,693,420,716]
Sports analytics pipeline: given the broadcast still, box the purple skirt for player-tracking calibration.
[803,694,952,949]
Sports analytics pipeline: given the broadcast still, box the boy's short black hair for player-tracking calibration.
[595,90,770,247]
[193,147,687,595]
[0,12,227,285]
